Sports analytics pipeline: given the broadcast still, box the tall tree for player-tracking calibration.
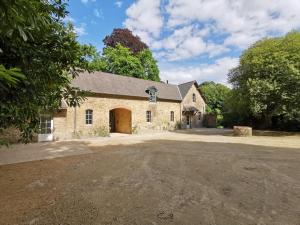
[199,81,230,114]
[228,31,300,129]
[103,28,148,54]
[199,81,231,127]
[137,49,160,82]
[97,44,145,79]
[91,28,160,81]
[0,0,94,143]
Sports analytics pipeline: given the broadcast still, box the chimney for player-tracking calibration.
[166,80,169,84]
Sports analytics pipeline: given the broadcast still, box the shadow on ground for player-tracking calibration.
[0,141,92,165]
[0,138,299,225]
[172,128,233,136]
[173,128,300,137]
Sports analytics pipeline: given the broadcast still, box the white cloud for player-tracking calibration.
[160,57,239,84]
[63,16,75,24]
[81,0,96,4]
[115,1,122,8]
[152,25,228,61]
[124,0,163,45]
[74,23,87,36]
[123,0,300,83]
[94,9,103,19]
[166,0,300,49]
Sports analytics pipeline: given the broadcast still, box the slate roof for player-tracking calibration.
[71,71,183,101]
[178,81,197,99]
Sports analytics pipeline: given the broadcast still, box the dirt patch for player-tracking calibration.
[0,130,300,225]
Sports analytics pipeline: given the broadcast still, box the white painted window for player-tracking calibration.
[86,109,93,124]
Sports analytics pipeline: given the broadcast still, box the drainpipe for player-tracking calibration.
[180,103,182,128]
[73,90,77,134]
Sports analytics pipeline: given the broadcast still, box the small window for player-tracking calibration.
[149,92,157,102]
[146,111,152,122]
[198,112,202,120]
[192,93,196,102]
[86,109,93,124]
[146,86,158,103]
[170,111,174,122]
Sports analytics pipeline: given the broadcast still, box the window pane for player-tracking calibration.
[86,110,93,124]
[146,111,151,122]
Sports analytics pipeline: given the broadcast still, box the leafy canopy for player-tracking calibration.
[228,31,300,129]
[0,0,94,143]
[199,81,230,114]
[103,28,148,54]
[90,28,160,82]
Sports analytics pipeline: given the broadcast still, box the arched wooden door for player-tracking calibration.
[109,108,132,134]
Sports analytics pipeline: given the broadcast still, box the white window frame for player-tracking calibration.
[85,109,93,125]
[38,114,53,142]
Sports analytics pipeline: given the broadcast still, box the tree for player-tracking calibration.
[228,31,300,130]
[90,28,160,81]
[103,28,148,54]
[0,0,94,143]
[97,44,145,79]
[199,81,231,127]
[137,49,160,82]
[199,81,230,114]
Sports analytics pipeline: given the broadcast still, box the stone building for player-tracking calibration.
[39,71,206,141]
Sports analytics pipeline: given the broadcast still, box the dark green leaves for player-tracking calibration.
[227,31,300,130]
[0,0,94,143]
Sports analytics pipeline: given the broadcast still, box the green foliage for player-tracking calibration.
[90,29,160,81]
[199,81,231,126]
[92,126,110,137]
[228,31,300,130]
[199,81,230,114]
[0,0,94,143]
[137,49,160,82]
[99,44,145,79]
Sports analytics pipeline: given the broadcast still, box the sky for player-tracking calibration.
[66,0,300,85]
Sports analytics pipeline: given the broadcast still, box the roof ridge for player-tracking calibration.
[176,85,183,100]
[178,80,196,86]
[95,71,178,87]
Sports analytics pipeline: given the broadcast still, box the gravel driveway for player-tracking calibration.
[0,129,300,225]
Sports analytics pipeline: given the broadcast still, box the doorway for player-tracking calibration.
[186,114,191,129]
[38,114,53,142]
[109,108,132,134]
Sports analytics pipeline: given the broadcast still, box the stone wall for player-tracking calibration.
[0,127,21,144]
[53,94,181,140]
[181,85,206,129]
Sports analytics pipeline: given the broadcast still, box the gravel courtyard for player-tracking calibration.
[0,129,300,225]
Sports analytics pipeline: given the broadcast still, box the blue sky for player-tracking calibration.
[66,0,300,84]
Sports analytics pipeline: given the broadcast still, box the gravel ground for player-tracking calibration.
[0,129,300,225]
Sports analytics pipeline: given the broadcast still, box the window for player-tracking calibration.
[149,92,157,102]
[85,109,93,124]
[192,93,196,102]
[146,111,152,122]
[40,115,52,134]
[146,86,158,103]
[170,111,174,122]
